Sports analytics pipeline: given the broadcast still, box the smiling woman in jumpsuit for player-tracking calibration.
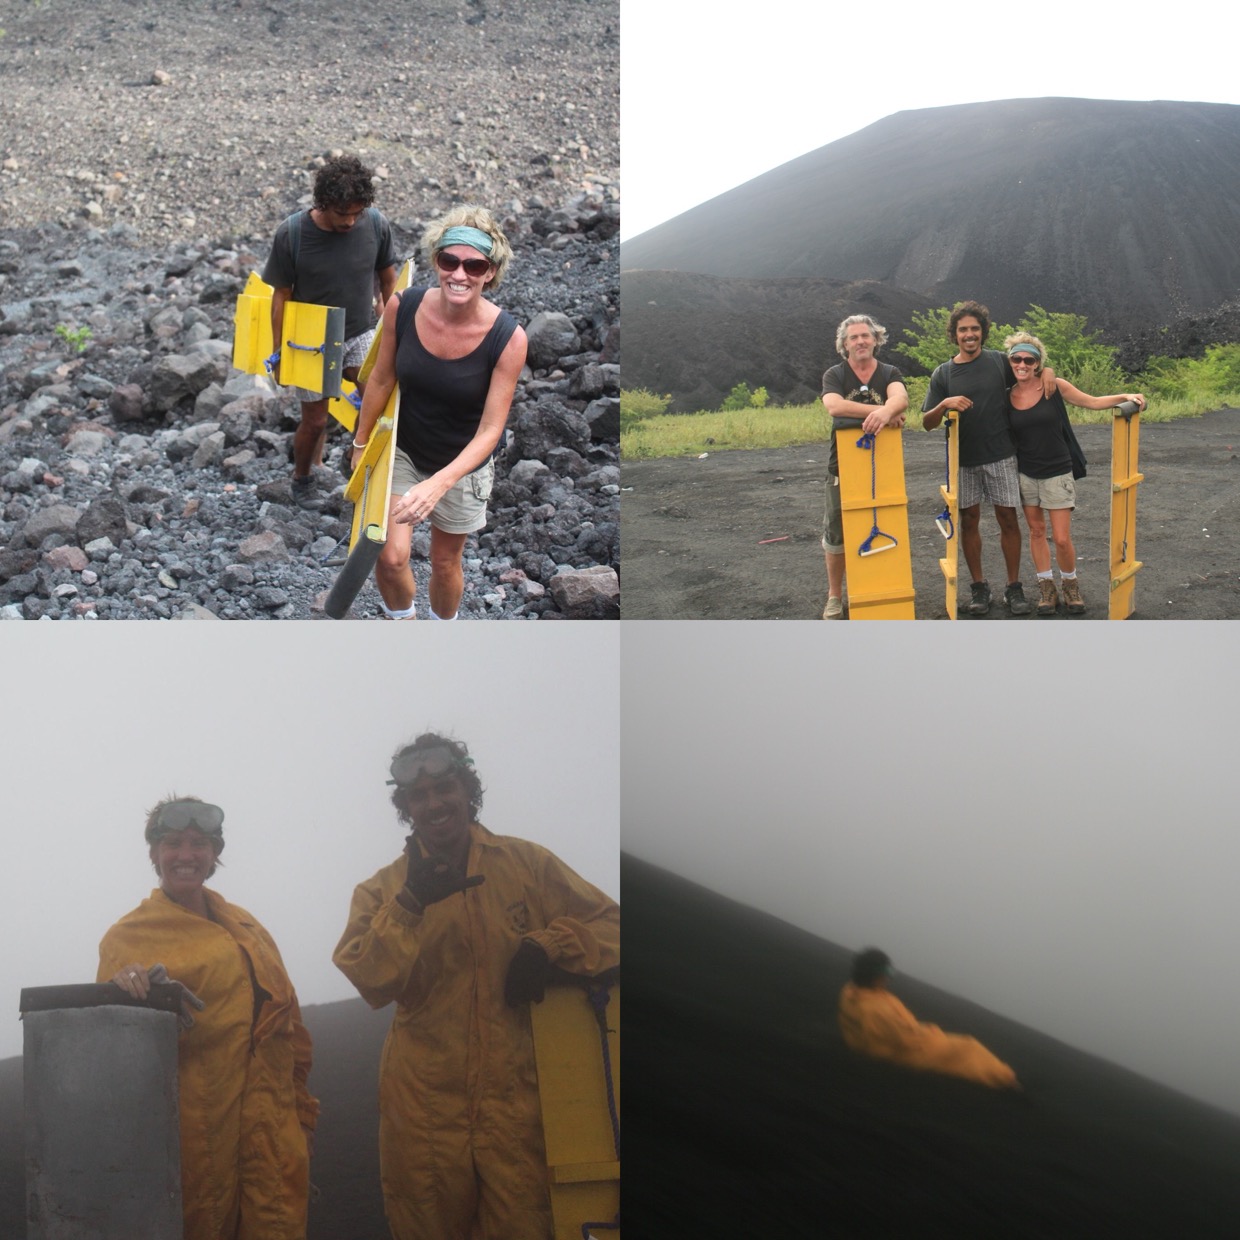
[333,733,621,1240]
[99,796,318,1240]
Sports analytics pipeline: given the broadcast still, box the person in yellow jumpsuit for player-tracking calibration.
[333,733,620,1240]
[100,796,318,1240]
[838,948,1019,1089]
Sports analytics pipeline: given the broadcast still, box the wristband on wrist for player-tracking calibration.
[352,438,368,449]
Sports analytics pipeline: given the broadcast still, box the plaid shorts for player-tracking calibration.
[959,454,1021,509]
[289,328,376,403]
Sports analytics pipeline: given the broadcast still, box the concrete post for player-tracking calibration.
[22,985,183,1240]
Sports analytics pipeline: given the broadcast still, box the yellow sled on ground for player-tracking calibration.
[837,425,916,619]
[529,971,621,1240]
[323,259,416,619]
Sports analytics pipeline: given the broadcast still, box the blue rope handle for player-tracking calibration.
[856,432,898,555]
[286,340,326,354]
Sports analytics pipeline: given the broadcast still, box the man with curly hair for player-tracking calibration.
[333,733,620,1239]
[262,154,398,508]
[922,301,1055,617]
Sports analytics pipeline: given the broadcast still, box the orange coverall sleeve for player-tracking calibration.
[332,857,428,1009]
[520,844,620,975]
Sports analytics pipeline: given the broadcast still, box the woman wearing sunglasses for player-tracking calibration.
[100,797,318,1240]
[1005,332,1145,616]
[350,205,529,620]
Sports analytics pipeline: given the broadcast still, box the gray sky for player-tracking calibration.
[2,623,619,1062]
[622,0,1240,240]
[622,620,1240,1117]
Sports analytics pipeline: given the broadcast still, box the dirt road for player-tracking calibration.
[621,407,1240,619]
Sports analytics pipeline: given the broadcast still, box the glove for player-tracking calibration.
[404,840,485,911]
[148,962,206,1031]
[504,940,551,1007]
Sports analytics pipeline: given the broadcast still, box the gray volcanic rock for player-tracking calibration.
[0,0,620,621]
[623,97,1240,394]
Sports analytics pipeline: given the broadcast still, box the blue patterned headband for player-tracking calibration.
[437,225,494,256]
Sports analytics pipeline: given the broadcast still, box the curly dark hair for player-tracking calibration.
[313,154,377,212]
[948,300,991,345]
[389,732,485,826]
[851,947,893,988]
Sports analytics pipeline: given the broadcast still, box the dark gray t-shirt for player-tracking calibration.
[922,349,1016,468]
[822,360,904,475]
[261,209,396,341]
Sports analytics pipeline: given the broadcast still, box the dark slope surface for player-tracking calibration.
[624,853,1240,1238]
[622,98,1240,332]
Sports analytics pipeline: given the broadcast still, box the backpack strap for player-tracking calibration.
[285,211,305,271]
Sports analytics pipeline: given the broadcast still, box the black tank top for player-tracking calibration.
[393,288,519,473]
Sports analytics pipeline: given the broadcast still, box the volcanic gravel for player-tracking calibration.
[0,0,620,621]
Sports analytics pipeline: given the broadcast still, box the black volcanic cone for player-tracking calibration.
[624,853,1240,1237]
[622,98,1240,333]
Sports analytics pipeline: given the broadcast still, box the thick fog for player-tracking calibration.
[622,620,1240,1117]
[2,623,619,1062]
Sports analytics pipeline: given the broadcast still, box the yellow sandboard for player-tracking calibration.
[232,274,345,398]
[323,260,416,620]
[935,411,960,620]
[231,272,275,374]
[529,976,620,1240]
[838,427,916,619]
[1109,400,1144,620]
[279,301,345,398]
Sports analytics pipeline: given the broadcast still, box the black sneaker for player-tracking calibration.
[1005,581,1032,616]
[968,580,992,616]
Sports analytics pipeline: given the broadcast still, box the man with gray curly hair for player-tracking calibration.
[820,315,908,619]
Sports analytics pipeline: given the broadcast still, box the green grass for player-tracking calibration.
[622,388,1240,460]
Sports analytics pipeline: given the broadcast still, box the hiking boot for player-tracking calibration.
[1036,577,1059,617]
[967,580,992,616]
[291,474,321,511]
[1061,577,1086,614]
[822,595,844,620]
[1004,581,1032,616]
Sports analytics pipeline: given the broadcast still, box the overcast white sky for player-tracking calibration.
[1,623,618,1062]
[622,620,1240,1117]
[621,0,1240,240]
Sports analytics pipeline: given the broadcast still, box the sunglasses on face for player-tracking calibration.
[435,252,493,277]
[388,746,469,787]
[153,801,225,835]
[1009,356,1040,367]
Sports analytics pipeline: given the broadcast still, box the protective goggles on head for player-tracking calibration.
[145,800,225,844]
[387,746,473,787]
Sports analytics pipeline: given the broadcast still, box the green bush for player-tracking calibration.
[721,381,753,411]
[620,388,671,432]
[54,323,92,354]
[750,385,769,409]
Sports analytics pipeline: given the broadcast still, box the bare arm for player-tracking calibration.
[1055,377,1145,411]
[377,264,397,308]
[823,382,909,434]
[392,327,528,523]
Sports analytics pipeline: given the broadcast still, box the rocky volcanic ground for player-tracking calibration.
[0,0,620,620]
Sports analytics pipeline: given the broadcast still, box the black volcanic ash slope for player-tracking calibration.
[623,97,1240,334]
[624,853,1240,1238]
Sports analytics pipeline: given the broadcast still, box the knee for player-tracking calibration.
[430,545,464,577]
[299,402,328,431]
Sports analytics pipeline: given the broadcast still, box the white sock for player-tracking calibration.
[380,600,416,620]
[429,609,457,621]
[1037,570,1054,581]
[1060,570,1077,581]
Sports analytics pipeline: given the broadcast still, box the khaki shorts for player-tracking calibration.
[391,448,494,534]
[1019,471,1076,510]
